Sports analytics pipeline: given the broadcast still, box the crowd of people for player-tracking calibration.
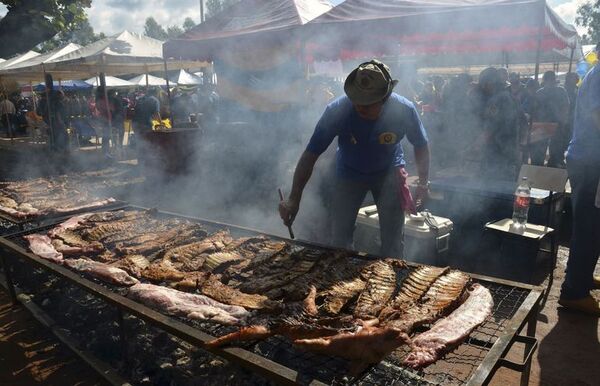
[0,83,220,160]
[402,67,579,179]
[0,65,586,177]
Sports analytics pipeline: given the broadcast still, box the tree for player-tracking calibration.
[38,19,105,53]
[166,25,184,39]
[183,17,195,32]
[206,0,240,18]
[144,17,168,40]
[0,0,92,58]
[576,1,600,44]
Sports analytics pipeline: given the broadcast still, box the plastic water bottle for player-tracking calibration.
[512,177,531,228]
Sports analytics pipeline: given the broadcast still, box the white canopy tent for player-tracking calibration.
[85,75,134,87]
[0,44,82,81]
[129,74,176,86]
[0,51,40,71]
[170,69,202,85]
[0,31,209,82]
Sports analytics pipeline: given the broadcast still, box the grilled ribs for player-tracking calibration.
[383,270,470,332]
[353,260,399,319]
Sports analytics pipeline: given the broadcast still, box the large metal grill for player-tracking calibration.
[0,206,543,386]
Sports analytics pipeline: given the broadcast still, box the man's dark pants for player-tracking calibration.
[331,168,404,257]
[561,159,600,300]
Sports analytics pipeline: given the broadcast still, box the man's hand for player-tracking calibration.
[279,198,299,227]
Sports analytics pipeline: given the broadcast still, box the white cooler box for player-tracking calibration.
[355,206,453,265]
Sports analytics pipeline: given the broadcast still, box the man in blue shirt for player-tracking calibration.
[559,43,600,316]
[279,60,430,257]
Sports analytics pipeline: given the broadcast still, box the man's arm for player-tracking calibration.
[592,108,600,133]
[279,150,320,226]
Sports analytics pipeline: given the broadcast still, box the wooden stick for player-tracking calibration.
[278,188,295,239]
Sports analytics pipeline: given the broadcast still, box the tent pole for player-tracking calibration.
[145,65,149,90]
[533,1,545,81]
[100,55,113,156]
[42,64,55,148]
[163,58,173,124]
[568,46,575,72]
[30,81,37,111]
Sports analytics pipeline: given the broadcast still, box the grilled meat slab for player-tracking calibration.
[173,272,211,292]
[294,325,411,374]
[403,283,493,368]
[111,254,150,278]
[64,258,139,286]
[263,252,360,302]
[202,251,245,271]
[47,213,95,238]
[391,266,449,308]
[141,262,186,282]
[234,247,322,295]
[161,230,230,263]
[353,260,398,319]
[200,275,280,311]
[322,277,366,315]
[207,287,339,347]
[127,283,250,325]
[384,270,470,332]
[83,221,137,242]
[24,234,63,263]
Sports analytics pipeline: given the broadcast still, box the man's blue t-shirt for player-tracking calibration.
[567,64,600,165]
[306,93,428,180]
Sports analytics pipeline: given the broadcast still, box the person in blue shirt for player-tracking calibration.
[278,60,430,257]
[559,43,600,316]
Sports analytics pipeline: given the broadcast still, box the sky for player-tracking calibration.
[0,0,590,37]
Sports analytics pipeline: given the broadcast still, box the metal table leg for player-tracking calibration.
[0,254,18,305]
[521,296,541,386]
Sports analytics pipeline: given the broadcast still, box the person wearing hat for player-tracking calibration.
[469,67,520,180]
[559,43,600,316]
[279,60,429,257]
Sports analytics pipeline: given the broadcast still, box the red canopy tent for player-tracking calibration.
[305,0,581,75]
[163,0,333,113]
[163,0,332,61]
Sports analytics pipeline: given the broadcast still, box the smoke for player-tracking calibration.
[1,1,574,285]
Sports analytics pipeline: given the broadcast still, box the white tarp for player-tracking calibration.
[85,75,134,87]
[129,74,176,86]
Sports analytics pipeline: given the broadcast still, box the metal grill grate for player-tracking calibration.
[3,210,536,386]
